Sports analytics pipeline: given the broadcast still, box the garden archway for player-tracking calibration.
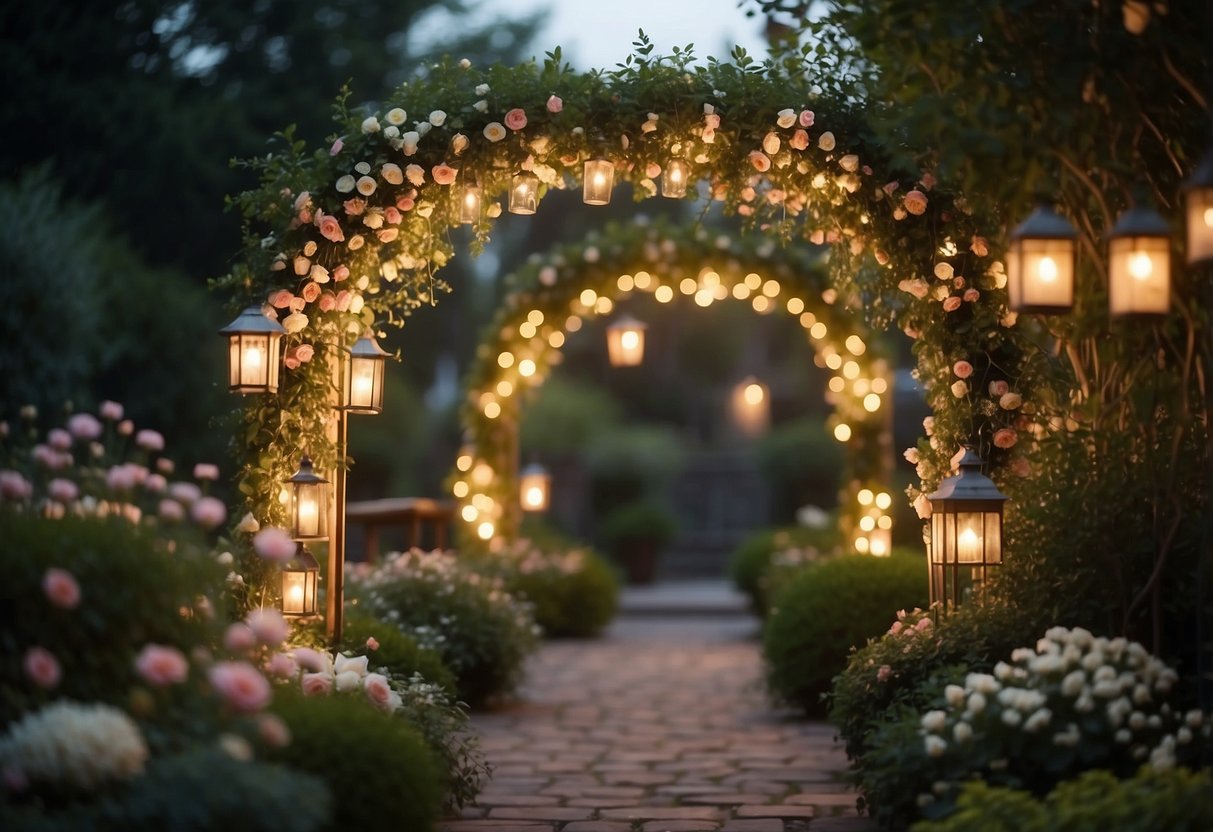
[452,218,895,554]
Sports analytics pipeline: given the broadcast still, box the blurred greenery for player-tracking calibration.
[753,416,843,522]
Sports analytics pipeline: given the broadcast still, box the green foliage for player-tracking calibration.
[335,612,457,694]
[466,538,620,638]
[268,690,443,832]
[912,767,1213,832]
[598,499,680,549]
[729,524,842,616]
[763,553,928,715]
[519,376,624,458]
[753,417,844,520]
[586,425,688,518]
[0,748,330,832]
[347,550,539,705]
[0,512,226,724]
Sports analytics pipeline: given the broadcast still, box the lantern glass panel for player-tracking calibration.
[346,356,383,412]
[221,307,284,394]
[291,481,327,540]
[519,467,551,512]
[662,160,690,198]
[509,173,539,215]
[583,159,614,205]
[457,185,482,225]
[1109,236,1171,316]
[1185,186,1213,265]
[281,548,319,617]
[607,319,646,366]
[1008,238,1074,312]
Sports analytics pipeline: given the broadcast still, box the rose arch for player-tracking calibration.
[219,45,1036,612]
[453,218,895,552]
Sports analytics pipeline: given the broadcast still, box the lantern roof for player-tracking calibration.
[927,448,1007,503]
[1010,204,1077,241]
[1183,147,1213,192]
[607,314,647,332]
[1109,201,1171,239]
[288,455,329,486]
[220,305,286,335]
[351,331,391,359]
[520,462,550,477]
[287,544,320,572]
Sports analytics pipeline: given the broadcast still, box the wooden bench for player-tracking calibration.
[345,497,456,562]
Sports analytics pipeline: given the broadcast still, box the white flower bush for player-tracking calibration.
[911,627,1211,810]
[0,701,148,790]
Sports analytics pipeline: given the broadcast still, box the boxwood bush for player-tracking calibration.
[763,552,927,715]
[729,524,842,616]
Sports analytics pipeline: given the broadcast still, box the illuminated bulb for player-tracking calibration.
[618,274,635,291]
[634,271,652,290]
[860,515,876,532]
[825,354,843,370]
[834,423,852,442]
[519,322,537,339]
[810,322,827,339]
[871,378,888,394]
[828,377,845,393]
[244,346,264,370]
[786,297,805,315]
[524,486,545,508]
[744,273,762,290]
[477,521,495,540]
[863,393,881,412]
[621,330,640,351]
[498,351,514,368]
[566,316,582,332]
[528,310,544,326]
[870,537,889,556]
[733,283,751,300]
[875,492,892,510]
[744,383,765,405]
[1037,255,1058,283]
[472,463,493,485]
[484,402,501,418]
[452,481,469,498]
[958,526,982,562]
[752,296,770,312]
[456,454,472,472]
[1129,251,1154,280]
[680,278,698,295]
[762,280,780,298]
[878,515,893,529]
[1205,207,1213,228]
[858,488,874,505]
[496,380,514,397]
[461,504,478,522]
[549,332,565,348]
[695,289,714,307]
[580,289,597,306]
[655,285,674,303]
[518,359,536,377]
[845,335,866,355]
[287,584,304,605]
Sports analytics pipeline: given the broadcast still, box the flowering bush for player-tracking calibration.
[347,549,539,705]
[466,537,619,638]
[859,627,1213,824]
[0,701,148,790]
[763,552,927,714]
[729,524,842,616]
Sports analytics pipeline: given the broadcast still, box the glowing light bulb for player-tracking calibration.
[477,521,495,540]
[244,346,264,370]
[1129,251,1154,280]
[288,584,304,605]
[744,384,765,406]
[621,330,639,350]
[524,487,544,508]
[958,526,982,562]
[1205,207,1213,228]
[1037,255,1058,283]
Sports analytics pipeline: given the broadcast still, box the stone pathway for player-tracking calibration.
[443,613,876,832]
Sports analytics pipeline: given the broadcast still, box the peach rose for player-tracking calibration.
[301,282,321,304]
[42,568,81,609]
[209,661,272,713]
[546,95,563,113]
[343,197,366,216]
[432,164,458,185]
[942,296,962,312]
[269,289,293,309]
[748,151,771,172]
[953,360,974,379]
[384,207,402,225]
[332,265,349,282]
[789,129,809,150]
[135,644,189,687]
[999,392,1023,410]
[504,108,528,131]
[24,647,60,689]
[301,672,332,696]
[316,212,344,242]
[993,428,1018,449]
[971,236,989,257]
[364,672,394,710]
[318,292,337,312]
[904,189,928,215]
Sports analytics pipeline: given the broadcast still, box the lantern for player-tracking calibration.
[508,172,539,215]
[1108,201,1172,317]
[868,526,892,557]
[457,183,482,225]
[1006,203,1077,314]
[343,331,389,414]
[519,463,551,512]
[1182,148,1213,265]
[219,306,285,394]
[662,159,690,198]
[281,545,320,617]
[927,448,1007,611]
[606,315,647,367]
[288,455,329,541]
[732,377,770,437]
[583,159,614,206]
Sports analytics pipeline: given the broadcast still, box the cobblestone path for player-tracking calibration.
[443,615,877,832]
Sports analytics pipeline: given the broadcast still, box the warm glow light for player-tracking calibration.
[871,377,888,394]
[528,310,545,326]
[566,316,583,332]
[843,361,860,380]
[1037,256,1058,283]
[845,335,866,355]
[857,489,874,505]
[958,526,982,563]
[752,296,770,313]
[596,297,614,315]
[870,535,889,556]
[655,285,674,303]
[461,504,479,522]
[732,378,770,437]
[584,159,615,205]
[1205,207,1213,228]
[580,289,597,307]
[855,536,870,553]
[351,368,374,404]
[809,322,827,339]
[524,486,545,507]
[618,274,634,292]
[744,273,762,290]
[548,332,565,348]
[519,321,537,339]
[662,159,690,198]
[1128,251,1154,280]
[484,402,501,418]
[860,515,876,531]
[498,351,515,368]
[863,393,881,412]
[834,424,852,442]
[825,354,843,370]
[477,521,495,540]
[680,278,698,295]
[456,454,473,472]
[518,359,536,377]
[695,289,714,307]
[287,583,304,606]
[452,481,469,498]
[762,280,781,298]
[472,463,493,485]
[878,515,893,529]
[457,185,482,224]
[634,271,652,290]
[733,283,751,300]
[243,346,264,371]
[508,172,539,215]
[828,377,845,393]
[875,492,892,510]
[787,297,805,315]
[496,380,514,397]
[744,383,765,405]
[621,330,640,350]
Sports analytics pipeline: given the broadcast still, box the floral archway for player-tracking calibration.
[454,218,894,550]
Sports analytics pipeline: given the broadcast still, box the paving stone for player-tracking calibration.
[476,795,561,808]
[600,807,722,821]
[808,818,880,831]
[736,804,816,819]
[640,821,720,832]
[720,821,783,832]
[681,793,771,806]
[562,823,633,832]
[488,808,595,822]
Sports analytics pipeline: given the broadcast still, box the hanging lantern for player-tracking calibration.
[606,315,647,367]
[1182,147,1213,265]
[1108,201,1172,317]
[519,463,551,513]
[457,183,482,225]
[927,448,1007,612]
[219,306,285,394]
[1006,203,1077,314]
[662,159,690,199]
[288,455,329,541]
[343,331,390,415]
[508,172,539,215]
[281,545,320,617]
[583,159,614,206]
[731,377,770,437]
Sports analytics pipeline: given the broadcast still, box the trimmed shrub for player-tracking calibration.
[332,612,457,694]
[910,766,1213,832]
[763,552,928,715]
[347,549,539,706]
[729,524,842,616]
[268,691,443,832]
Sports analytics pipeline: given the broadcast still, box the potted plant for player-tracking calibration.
[598,499,679,585]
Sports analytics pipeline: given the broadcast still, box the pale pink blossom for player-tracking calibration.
[903,189,928,216]
[42,568,81,609]
[432,164,458,185]
[989,380,1010,397]
[329,138,344,155]
[942,296,962,312]
[913,494,932,520]
[366,636,380,651]
[47,478,78,503]
[68,413,102,440]
[963,288,980,302]
[169,482,201,504]
[258,713,291,748]
[48,429,72,451]
[254,527,296,563]
[269,290,294,309]
[266,652,297,679]
[293,647,329,673]
[364,673,395,711]
[748,151,771,172]
[1011,457,1032,477]
[191,496,227,529]
[899,278,930,299]
[193,463,219,481]
[247,608,290,647]
[224,623,257,652]
[993,428,1018,449]
[877,665,892,682]
[316,212,344,243]
[483,122,506,142]
[953,360,974,379]
[24,647,60,689]
[144,473,167,492]
[209,661,272,713]
[920,172,937,191]
[100,400,123,420]
[384,207,402,225]
[504,108,528,131]
[0,470,33,500]
[135,644,189,687]
[377,228,399,243]
[999,392,1023,410]
[136,430,164,452]
[105,465,144,491]
[342,197,366,216]
[951,380,969,398]
[546,95,563,113]
[798,109,815,128]
[301,672,333,696]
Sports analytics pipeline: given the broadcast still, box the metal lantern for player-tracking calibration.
[519,463,551,512]
[927,448,1007,611]
[220,306,285,394]
[1182,148,1213,265]
[606,315,647,367]
[288,455,330,541]
[281,545,320,617]
[1006,203,1077,314]
[583,159,615,206]
[508,172,539,215]
[343,331,390,414]
[731,377,770,437]
[457,183,482,225]
[662,159,690,198]
[1108,201,1172,317]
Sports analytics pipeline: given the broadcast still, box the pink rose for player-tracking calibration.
[789,129,809,150]
[364,672,394,711]
[993,428,1018,449]
[963,288,980,302]
[269,290,294,309]
[920,172,937,191]
[395,195,415,212]
[316,212,345,243]
[384,207,402,225]
[915,617,932,632]
[329,138,344,156]
[48,429,72,450]
[224,622,257,652]
[135,644,189,687]
[970,236,989,257]
[703,113,721,130]
[301,672,333,696]
[989,380,1010,397]
[942,296,962,312]
[136,429,164,452]
[335,290,353,312]
[157,458,174,474]
[258,713,292,749]
[366,636,380,651]
[193,463,219,481]
[24,647,60,689]
[301,281,321,304]
[1011,457,1031,477]
[68,413,102,440]
[342,197,366,216]
[546,95,563,113]
[798,109,815,128]
[432,163,458,185]
[953,360,973,379]
[293,647,329,673]
[317,292,336,312]
[246,608,290,647]
[332,265,350,283]
[159,499,185,522]
[191,496,227,529]
[376,228,398,243]
[253,527,296,564]
[889,620,904,636]
[100,400,124,420]
[748,151,771,172]
[504,108,528,131]
[883,181,900,195]
[47,478,78,503]
[283,354,300,371]
[208,661,272,713]
[266,652,297,679]
[294,191,311,212]
[42,568,81,609]
[903,189,928,216]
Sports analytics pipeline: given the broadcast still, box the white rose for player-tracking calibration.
[401,131,420,156]
[384,125,399,139]
[945,685,966,708]
[840,154,859,172]
[818,131,836,151]
[924,735,947,758]
[362,211,384,230]
[776,108,796,128]
[483,122,506,142]
[309,264,330,284]
[356,176,377,196]
[405,164,425,186]
[236,513,259,533]
[381,163,404,185]
[429,109,447,126]
[473,99,489,113]
[451,133,469,155]
[355,161,371,175]
[416,202,434,218]
[386,108,407,126]
[951,380,968,398]
[282,312,308,334]
[416,121,432,136]
[335,175,356,193]
[349,295,365,314]
[1061,670,1086,698]
[475,83,490,95]
[921,710,948,733]
[335,671,361,692]
[361,116,381,134]
[293,256,310,276]
[762,132,781,155]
